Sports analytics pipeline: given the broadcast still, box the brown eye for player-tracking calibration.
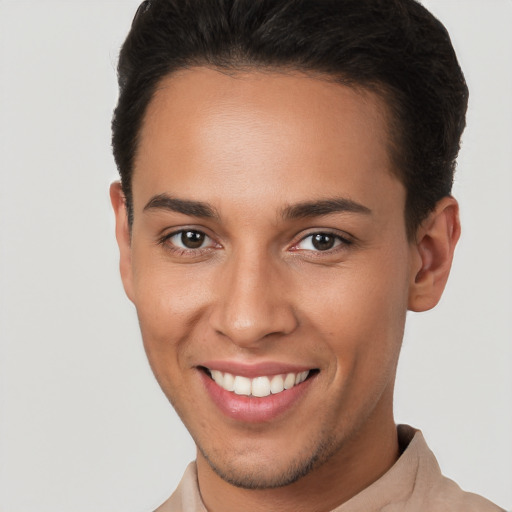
[181,230,205,249]
[164,229,212,251]
[311,233,336,251]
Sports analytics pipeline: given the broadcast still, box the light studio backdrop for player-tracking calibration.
[0,1,511,511]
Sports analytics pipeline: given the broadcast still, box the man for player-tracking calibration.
[110,1,505,511]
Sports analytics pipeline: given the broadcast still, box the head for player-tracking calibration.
[110,0,466,496]
[112,0,468,238]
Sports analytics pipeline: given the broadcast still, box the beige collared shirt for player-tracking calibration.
[154,425,505,512]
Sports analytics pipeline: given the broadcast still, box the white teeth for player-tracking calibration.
[251,376,271,397]
[223,372,235,392]
[208,369,310,397]
[270,375,285,394]
[211,370,223,386]
[295,371,308,385]
[233,375,252,396]
[284,373,296,390]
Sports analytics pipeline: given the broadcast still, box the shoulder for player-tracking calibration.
[397,425,505,512]
[423,473,505,512]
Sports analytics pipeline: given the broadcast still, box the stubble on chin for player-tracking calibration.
[196,429,342,490]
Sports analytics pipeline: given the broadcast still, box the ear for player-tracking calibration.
[110,182,135,302]
[408,196,461,312]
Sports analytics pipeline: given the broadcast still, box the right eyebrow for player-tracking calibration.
[143,194,219,219]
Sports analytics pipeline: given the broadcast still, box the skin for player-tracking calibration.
[111,67,460,512]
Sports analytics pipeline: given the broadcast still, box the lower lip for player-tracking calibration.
[199,370,315,423]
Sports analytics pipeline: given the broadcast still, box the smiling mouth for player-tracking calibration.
[202,367,318,398]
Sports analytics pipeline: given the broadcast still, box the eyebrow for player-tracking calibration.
[143,194,371,220]
[143,194,219,218]
[282,198,372,220]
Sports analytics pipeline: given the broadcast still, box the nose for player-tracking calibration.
[208,249,298,348]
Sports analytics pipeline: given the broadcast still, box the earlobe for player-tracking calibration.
[110,182,135,302]
[408,196,461,312]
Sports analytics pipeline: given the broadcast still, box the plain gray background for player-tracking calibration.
[0,1,511,511]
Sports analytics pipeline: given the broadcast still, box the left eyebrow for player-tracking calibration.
[282,198,372,220]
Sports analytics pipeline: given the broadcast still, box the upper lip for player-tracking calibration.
[199,360,316,378]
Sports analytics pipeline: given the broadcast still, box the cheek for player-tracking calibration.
[130,251,214,376]
[299,254,410,376]
[133,245,210,322]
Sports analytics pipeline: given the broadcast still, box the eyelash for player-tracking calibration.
[158,228,354,259]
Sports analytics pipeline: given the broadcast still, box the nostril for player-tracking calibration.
[209,305,300,348]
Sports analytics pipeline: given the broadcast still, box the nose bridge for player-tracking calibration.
[210,244,297,346]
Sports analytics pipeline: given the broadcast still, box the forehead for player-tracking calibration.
[133,67,401,217]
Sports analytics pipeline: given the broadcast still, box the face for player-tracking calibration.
[116,68,420,489]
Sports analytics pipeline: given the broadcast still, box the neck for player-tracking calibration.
[196,409,399,512]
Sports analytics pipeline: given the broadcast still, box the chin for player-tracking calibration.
[197,432,340,490]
